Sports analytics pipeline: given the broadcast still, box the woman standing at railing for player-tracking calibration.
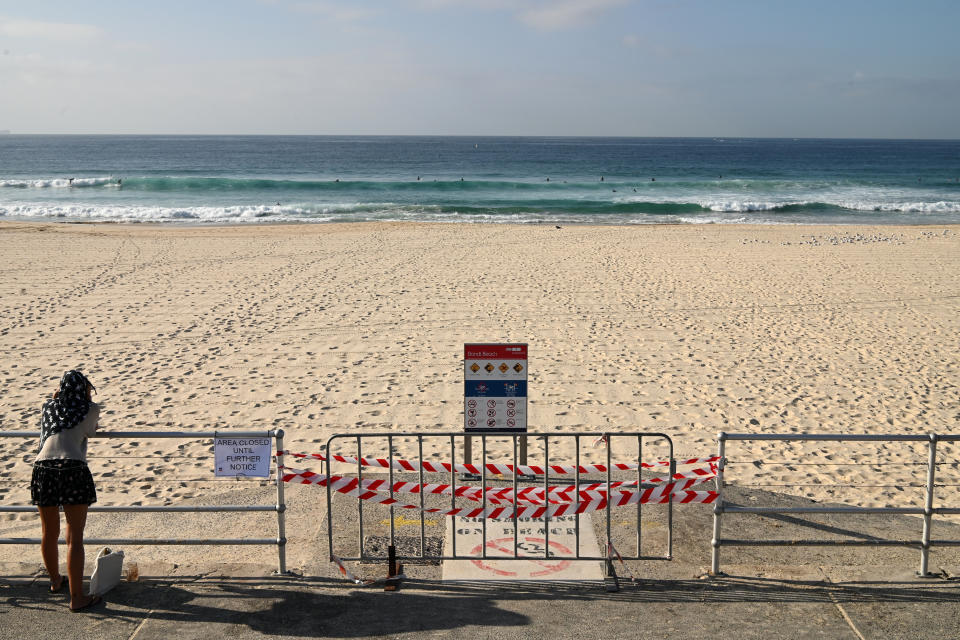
[31,370,103,613]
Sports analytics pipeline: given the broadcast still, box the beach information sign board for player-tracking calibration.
[215,436,272,478]
[464,343,528,433]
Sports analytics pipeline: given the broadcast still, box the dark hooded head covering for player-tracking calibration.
[38,370,95,452]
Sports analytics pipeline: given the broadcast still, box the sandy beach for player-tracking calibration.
[1,221,958,528]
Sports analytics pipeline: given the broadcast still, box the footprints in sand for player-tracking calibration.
[1,224,958,517]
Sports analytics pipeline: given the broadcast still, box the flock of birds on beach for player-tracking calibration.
[738,229,952,247]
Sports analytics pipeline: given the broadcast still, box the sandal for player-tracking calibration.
[69,594,102,613]
[49,576,67,593]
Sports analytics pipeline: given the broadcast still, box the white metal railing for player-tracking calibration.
[0,429,288,573]
[710,432,960,576]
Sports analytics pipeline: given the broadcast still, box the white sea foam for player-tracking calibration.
[0,203,291,222]
[836,200,960,213]
[678,216,748,224]
[699,200,806,212]
[2,198,960,225]
[0,202,412,223]
[0,177,118,188]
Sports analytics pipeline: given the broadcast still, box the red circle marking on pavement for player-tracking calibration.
[469,537,572,577]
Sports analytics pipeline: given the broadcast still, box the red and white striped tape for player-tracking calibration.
[278,451,720,477]
[280,464,715,505]
[281,466,717,518]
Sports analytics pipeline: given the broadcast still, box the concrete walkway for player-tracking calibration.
[3,484,960,638]
[3,562,960,639]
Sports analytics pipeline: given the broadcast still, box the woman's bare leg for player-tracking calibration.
[37,506,62,589]
[63,503,92,608]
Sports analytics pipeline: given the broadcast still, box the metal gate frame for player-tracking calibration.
[325,431,676,579]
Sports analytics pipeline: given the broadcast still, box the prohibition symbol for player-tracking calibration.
[470,537,573,577]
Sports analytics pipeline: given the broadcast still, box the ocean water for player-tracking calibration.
[1,135,958,225]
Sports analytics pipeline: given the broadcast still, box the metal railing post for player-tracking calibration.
[544,435,551,559]
[481,434,488,558]
[326,436,334,562]
[668,453,676,559]
[920,433,937,576]
[274,429,287,574]
[711,431,726,575]
[636,435,642,558]
[513,435,519,557]
[575,435,581,558]
[605,432,612,571]
[357,436,364,558]
[419,436,426,559]
[450,434,457,557]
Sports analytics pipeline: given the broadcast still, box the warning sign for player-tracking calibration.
[464,343,527,433]
[215,437,272,477]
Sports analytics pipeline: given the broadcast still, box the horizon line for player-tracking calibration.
[2,132,959,142]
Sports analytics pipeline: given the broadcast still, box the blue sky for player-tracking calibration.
[1,0,958,137]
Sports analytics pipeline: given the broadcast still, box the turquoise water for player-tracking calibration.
[1,135,958,224]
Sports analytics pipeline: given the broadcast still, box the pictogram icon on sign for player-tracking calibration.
[507,409,516,417]
[470,537,573,577]
[468,409,477,417]
[514,363,524,373]
[487,400,496,408]
[506,418,516,427]
[487,418,497,427]
[467,419,477,427]
[470,363,480,373]
[468,399,477,408]
[487,409,496,417]
[499,363,509,373]
[506,400,516,408]
[485,363,495,372]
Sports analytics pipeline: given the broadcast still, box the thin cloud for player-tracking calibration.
[0,16,102,40]
[409,0,629,30]
[518,0,629,31]
[290,1,380,21]
[410,0,514,9]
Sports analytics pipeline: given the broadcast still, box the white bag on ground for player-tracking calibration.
[89,547,124,595]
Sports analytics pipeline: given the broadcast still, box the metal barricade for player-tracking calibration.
[324,431,676,583]
[0,430,288,573]
[711,432,960,576]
